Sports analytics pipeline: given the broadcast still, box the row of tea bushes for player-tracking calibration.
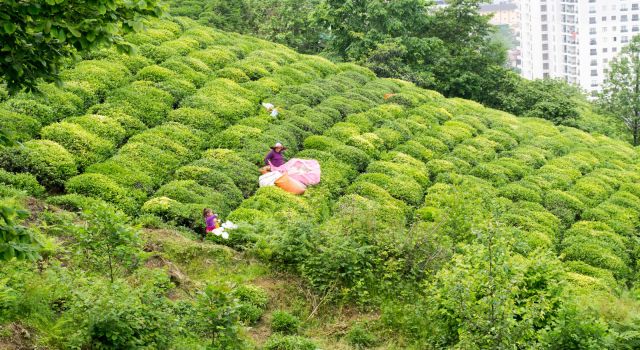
[55,55,339,213]
[140,69,402,229]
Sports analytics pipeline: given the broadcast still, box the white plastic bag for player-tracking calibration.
[270,109,279,118]
[259,171,283,187]
[262,102,274,110]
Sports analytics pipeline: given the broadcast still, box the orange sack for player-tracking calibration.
[275,172,307,195]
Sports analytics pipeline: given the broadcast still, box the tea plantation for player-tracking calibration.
[1,16,640,349]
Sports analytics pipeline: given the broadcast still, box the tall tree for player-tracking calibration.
[0,0,165,93]
[600,35,640,145]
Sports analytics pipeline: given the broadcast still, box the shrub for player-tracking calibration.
[182,80,257,123]
[173,166,243,206]
[499,182,542,203]
[332,145,371,172]
[215,67,250,83]
[66,114,127,145]
[66,173,139,213]
[111,143,182,185]
[213,125,263,150]
[168,108,225,133]
[94,110,147,137]
[233,285,268,325]
[159,37,200,55]
[194,149,259,197]
[0,169,44,196]
[104,81,174,127]
[138,43,175,63]
[373,128,404,150]
[415,136,449,155]
[46,194,114,212]
[368,162,430,192]
[0,109,41,142]
[346,323,378,349]
[263,335,316,350]
[85,161,155,195]
[61,60,132,99]
[155,180,229,214]
[544,190,585,227]
[325,122,362,142]
[40,122,115,169]
[271,310,301,334]
[0,140,77,188]
[357,173,423,206]
[303,135,342,151]
[189,47,237,69]
[2,98,55,125]
[160,58,208,87]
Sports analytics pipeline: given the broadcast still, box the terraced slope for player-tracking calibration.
[1,15,639,348]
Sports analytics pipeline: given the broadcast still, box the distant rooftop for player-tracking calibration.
[480,2,517,12]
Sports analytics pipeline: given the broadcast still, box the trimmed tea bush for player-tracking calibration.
[0,140,77,188]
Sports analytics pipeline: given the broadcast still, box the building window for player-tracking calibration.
[633,25,639,32]
[544,73,550,78]
[589,17,596,24]
[602,16,607,21]
[543,53,549,60]
[633,3,639,10]
[612,16,617,21]
[591,59,597,66]
[603,48,608,53]
[591,38,597,45]
[541,4,547,11]
[633,14,639,21]
[542,24,548,31]
[543,63,550,70]
[622,25,629,32]
[591,70,598,76]
[590,27,597,34]
[542,34,548,40]
[591,48,597,55]
[622,15,628,22]
[542,44,549,50]
[613,47,618,52]
[622,4,629,11]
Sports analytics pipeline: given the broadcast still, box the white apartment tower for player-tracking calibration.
[520,0,639,92]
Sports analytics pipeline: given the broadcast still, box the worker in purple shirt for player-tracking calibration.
[262,142,287,172]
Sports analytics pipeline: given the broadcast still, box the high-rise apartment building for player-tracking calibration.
[519,0,639,92]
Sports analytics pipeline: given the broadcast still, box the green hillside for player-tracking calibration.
[2,16,640,349]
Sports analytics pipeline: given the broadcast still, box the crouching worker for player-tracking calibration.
[202,208,219,241]
[260,142,287,174]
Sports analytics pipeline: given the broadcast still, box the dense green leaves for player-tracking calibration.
[0,0,165,93]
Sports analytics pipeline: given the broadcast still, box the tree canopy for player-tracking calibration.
[0,0,165,93]
[600,35,640,145]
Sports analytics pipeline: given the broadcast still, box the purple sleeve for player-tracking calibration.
[264,150,274,165]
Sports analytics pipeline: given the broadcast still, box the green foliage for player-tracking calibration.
[233,284,269,325]
[0,109,41,142]
[192,284,246,348]
[0,139,77,188]
[40,122,115,170]
[264,335,317,350]
[599,35,640,145]
[0,0,164,93]
[271,310,301,334]
[0,169,44,196]
[61,279,176,349]
[75,203,141,282]
[346,323,378,349]
[0,202,41,261]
